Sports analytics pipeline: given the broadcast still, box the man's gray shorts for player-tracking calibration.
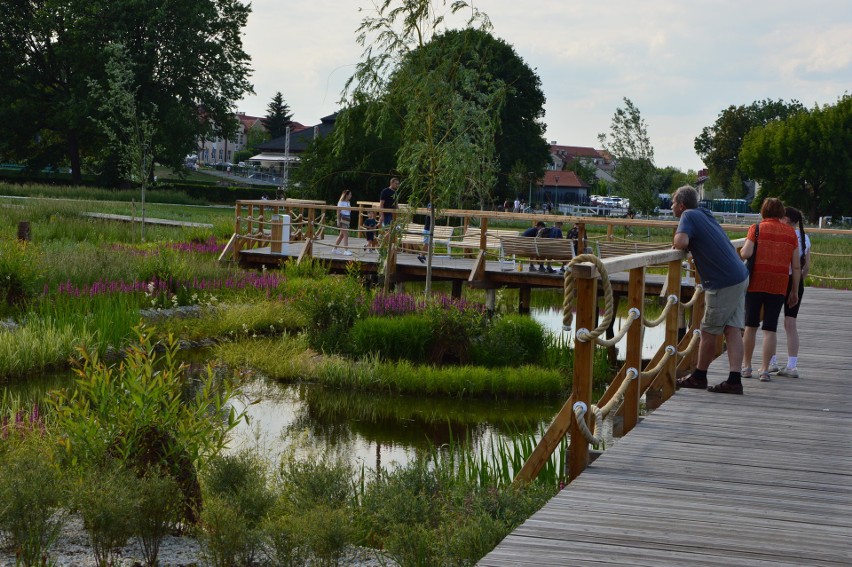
[701,277,748,335]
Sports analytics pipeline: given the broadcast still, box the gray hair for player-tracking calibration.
[673,185,698,209]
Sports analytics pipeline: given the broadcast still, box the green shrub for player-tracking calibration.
[0,318,86,379]
[75,465,137,567]
[133,471,183,567]
[349,315,432,362]
[472,314,547,367]
[198,495,249,567]
[279,455,353,511]
[48,329,245,523]
[422,300,485,364]
[200,451,273,566]
[0,437,68,567]
[261,511,309,567]
[301,275,367,353]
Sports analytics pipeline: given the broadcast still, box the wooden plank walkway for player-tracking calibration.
[480,286,852,566]
[82,212,213,228]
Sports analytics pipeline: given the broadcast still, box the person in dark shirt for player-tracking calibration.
[379,177,399,227]
[672,185,749,394]
[521,221,546,237]
[363,210,379,251]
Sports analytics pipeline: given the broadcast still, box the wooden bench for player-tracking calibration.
[499,235,575,265]
[595,240,671,258]
[448,228,520,255]
[399,223,457,250]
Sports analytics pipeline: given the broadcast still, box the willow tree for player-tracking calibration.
[338,0,506,292]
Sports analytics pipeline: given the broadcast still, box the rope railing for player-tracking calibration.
[677,329,701,357]
[806,273,852,281]
[587,308,640,347]
[573,368,640,445]
[810,251,852,257]
[642,295,678,327]
[681,284,704,308]
[562,254,615,337]
[640,345,677,380]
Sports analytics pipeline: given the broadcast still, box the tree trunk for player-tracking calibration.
[67,129,83,184]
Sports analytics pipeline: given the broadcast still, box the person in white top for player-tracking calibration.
[333,189,353,255]
[769,206,811,378]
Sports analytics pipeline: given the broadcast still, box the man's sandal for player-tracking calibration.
[707,381,743,395]
[675,374,707,390]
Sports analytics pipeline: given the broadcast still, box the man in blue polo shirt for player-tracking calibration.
[672,185,749,394]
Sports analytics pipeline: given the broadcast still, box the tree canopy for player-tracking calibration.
[0,0,254,183]
[263,92,294,140]
[739,95,852,222]
[694,99,804,198]
[598,98,657,214]
[302,1,547,212]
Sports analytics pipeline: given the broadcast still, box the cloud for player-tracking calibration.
[238,0,852,170]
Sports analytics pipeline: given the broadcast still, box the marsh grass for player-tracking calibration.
[153,301,306,342]
[0,319,85,379]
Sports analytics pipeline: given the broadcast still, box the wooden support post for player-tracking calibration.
[518,287,531,315]
[485,289,496,315]
[17,221,30,241]
[577,222,588,253]
[479,217,489,251]
[660,260,682,402]
[607,224,614,241]
[271,215,283,254]
[451,280,463,299]
[297,238,313,264]
[234,202,242,236]
[568,274,598,481]
[306,208,315,240]
[623,267,645,435]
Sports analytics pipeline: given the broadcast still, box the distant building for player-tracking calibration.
[536,170,589,205]
[249,113,337,173]
[198,112,271,165]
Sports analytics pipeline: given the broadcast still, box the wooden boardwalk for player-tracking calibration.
[480,286,852,566]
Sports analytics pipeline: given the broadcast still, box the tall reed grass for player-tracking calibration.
[0,320,86,379]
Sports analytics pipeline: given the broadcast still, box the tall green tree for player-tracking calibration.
[563,158,598,187]
[694,99,804,197]
[262,92,293,140]
[739,95,852,222]
[340,0,506,292]
[90,43,159,241]
[598,98,657,214]
[0,0,253,183]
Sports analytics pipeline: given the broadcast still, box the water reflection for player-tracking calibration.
[229,378,561,473]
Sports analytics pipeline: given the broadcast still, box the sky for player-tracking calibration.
[237,0,852,172]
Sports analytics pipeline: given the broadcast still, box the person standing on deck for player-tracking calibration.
[379,177,399,227]
[671,185,750,394]
[333,189,353,255]
[739,198,800,383]
[768,206,811,378]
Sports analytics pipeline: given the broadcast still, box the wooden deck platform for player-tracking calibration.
[239,237,688,296]
[480,286,852,566]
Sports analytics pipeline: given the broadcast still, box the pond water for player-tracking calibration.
[3,296,668,475]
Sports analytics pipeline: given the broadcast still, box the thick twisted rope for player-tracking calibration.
[592,308,640,347]
[677,329,701,357]
[573,368,639,445]
[806,274,852,281]
[681,284,704,308]
[640,345,677,380]
[643,295,678,327]
[562,254,615,339]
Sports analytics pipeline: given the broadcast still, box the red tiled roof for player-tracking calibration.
[550,144,603,160]
[541,170,586,188]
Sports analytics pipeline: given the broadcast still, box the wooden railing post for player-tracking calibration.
[479,217,489,252]
[234,201,242,236]
[623,266,645,435]
[306,207,315,240]
[661,260,682,402]
[568,272,598,481]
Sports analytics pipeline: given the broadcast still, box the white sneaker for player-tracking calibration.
[777,367,799,378]
[332,249,342,254]
[767,363,780,373]
[343,250,353,256]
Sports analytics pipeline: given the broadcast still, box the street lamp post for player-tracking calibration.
[555,175,559,210]
[528,172,534,211]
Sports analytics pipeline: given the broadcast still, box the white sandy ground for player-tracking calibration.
[1,515,394,567]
